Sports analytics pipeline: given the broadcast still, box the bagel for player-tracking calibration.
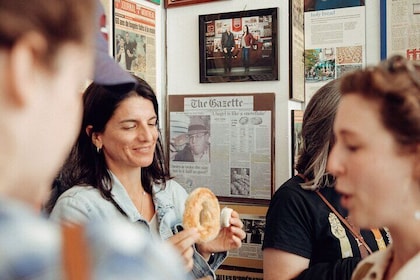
[183,187,221,243]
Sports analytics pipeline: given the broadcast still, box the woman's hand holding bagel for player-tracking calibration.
[196,209,246,260]
[182,187,246,261]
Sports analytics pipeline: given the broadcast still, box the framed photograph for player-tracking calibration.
[216,268,263,280]
[166,0,218,8]
[291,110,303,176]
[219,203,268,269]
[381,0,420,60]
[168,93,275,204]
[289,0,305,101]
[199,8,278,83]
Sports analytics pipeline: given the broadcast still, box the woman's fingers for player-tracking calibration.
[167,228,199,271]
[183,245,195,271]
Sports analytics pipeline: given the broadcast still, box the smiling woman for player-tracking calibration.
[46,75,246,280]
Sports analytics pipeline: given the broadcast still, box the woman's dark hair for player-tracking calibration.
[295,79,341,190]
[244,25,249,35]
[45,76,171,213]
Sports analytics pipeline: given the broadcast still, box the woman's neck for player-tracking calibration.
[384,225,420,279]
[110,167,144,195]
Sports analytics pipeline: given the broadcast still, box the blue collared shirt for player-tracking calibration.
[50,174,227,279]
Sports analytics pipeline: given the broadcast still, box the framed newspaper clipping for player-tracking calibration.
[289,0,305,101]
[381,0,420,60]
[218,203,267,270]
[168,93,275,204]
[113,0,157,90]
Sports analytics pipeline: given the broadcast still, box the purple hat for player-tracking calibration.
[94,0,136,87]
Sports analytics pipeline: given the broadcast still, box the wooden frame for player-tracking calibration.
[165,0,217,8]
[216,268,263,280]
[199,8,278,83]
[219,203,268,269]
[167,93,275,204]
[289,0,305,101]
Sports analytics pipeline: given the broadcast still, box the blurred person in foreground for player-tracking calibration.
[328,55,420,279]
[0,0,189,279]
[263,79,391,280]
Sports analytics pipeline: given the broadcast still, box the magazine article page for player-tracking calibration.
[386,0,420,59]
[304,5,366,102]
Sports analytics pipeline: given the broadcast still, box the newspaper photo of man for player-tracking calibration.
[173,115,211,163]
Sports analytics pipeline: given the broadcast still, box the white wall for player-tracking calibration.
[163,0,380,190]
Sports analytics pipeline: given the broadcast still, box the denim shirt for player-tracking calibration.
[0,197,190,280]
[50,173,227,279]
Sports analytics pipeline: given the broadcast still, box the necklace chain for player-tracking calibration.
[140,191,146,214]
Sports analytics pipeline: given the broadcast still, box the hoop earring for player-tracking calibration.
[96,146,101,154]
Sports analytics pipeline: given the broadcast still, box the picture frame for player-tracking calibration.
[199,8,278,83]
[219,203,268,269]
[289,0,305,101]
[165,0,217,8]
[216,268,263,280]
[291,110,303,176]
[113,0,158,90]
[167,93,275,204]
[380,0,420,60]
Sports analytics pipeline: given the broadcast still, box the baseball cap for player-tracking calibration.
[94,0,136,87]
